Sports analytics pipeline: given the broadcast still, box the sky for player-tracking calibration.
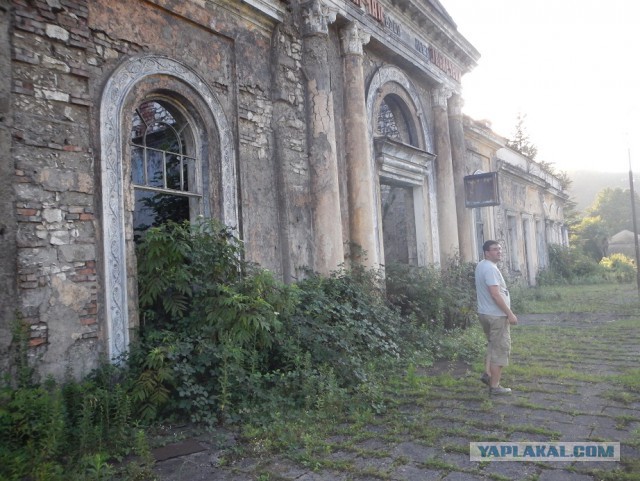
[440,0,640,174]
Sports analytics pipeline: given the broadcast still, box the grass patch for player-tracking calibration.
[513,282,640,315]
[613,369,640,392]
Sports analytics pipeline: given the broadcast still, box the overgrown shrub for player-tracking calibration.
[385,256,477,330]
[288,266,403,385]
[133,219,300,424]
[133,220,411,423]
[600,253,636,283]
[537,244,604,285]
[0,343,148,481]
[3,219,496,478]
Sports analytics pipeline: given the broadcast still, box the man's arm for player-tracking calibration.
[488,285,518,324]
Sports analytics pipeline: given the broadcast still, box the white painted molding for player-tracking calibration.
[100,55,237,361]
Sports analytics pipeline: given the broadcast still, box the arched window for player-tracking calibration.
[377,94,418,147]
[100,55,238,361]
[130,99,201,240]
[367,67,438,266]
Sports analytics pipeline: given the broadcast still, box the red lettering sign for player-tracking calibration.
[350,0,384,23]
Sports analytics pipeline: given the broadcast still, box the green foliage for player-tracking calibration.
[289,267,403,385]
[571,215,610,261]
[600,253,637,283]
[385,256,478,330]
[572,187,640,262]
[3,219,497,477]
[537,244,604,284]
[0,362,151,480]
[538,245,637,285]
[422,325,486,363]
[588,187,640,235]
[132,219,302,425]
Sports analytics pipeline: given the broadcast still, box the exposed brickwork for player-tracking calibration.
[4,0,297,379]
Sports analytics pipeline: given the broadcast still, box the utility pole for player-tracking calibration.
[629,148,640,298]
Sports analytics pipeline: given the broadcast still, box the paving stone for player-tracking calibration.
[391,441,439,463]
[296,470,349,480]
[147,315,640,481]
[537,468,595,480]
[440,471,486,481]
[260,458,310,478]
[152,438,208,462]
[353,437,393,452]
[480,460,541,479]
[351,455,394,472]
[392,464,442,481]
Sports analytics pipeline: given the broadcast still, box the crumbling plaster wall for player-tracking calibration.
[7,0,298,379]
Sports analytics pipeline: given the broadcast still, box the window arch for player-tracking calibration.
[100,55,237,361]
[366,66,440,265]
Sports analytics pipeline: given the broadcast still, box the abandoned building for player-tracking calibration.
[0,0,569,379]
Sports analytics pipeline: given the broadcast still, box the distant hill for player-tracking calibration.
[567,170,638,213]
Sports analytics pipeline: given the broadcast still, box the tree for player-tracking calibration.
[571,187,640,261]
[588,187,640,235]
[571,215,609,261]
[507,112,538,160]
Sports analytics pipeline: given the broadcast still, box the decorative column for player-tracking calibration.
[448,93,473,261]
[340,22,378,268]
[432,86,460,262]
[301,0,344,274]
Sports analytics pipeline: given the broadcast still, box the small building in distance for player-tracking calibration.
[608,230,639,258]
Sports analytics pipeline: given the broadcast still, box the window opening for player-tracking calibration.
[377,95,417,146]
[130,100,201,240]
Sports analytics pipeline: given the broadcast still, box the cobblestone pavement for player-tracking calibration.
[150,314,640,481]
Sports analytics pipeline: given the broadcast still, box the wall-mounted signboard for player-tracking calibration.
[464,172,500,207]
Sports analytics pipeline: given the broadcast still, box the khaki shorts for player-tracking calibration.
[478,314,511,366]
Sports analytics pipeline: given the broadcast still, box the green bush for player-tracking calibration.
[0,359,144,481]
[600,253,637,283]
[3,219,496,477]
[289,267,403,385]
[385,256,477,330]
[133,220,405,424]
[538,245,604,285]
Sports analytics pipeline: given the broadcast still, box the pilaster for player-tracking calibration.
[301,0,344,274]
[431,86,460,262]
[340,22,378,267]
[448,93,473,261]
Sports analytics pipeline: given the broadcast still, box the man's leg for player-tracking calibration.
[489,363,502,388]
[488,316,511,393]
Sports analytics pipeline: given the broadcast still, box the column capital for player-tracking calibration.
[431,86,453,109]
[447,92,464,116]
[340,21,370,56]
[301,0,337,37]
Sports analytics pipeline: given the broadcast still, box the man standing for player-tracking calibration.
[475,240,518,395]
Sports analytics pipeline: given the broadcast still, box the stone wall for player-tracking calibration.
[9,0,100,379]
[4,0,302,379]
[0,0,16,375]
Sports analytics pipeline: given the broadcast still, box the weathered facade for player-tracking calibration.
[463,117,569,284]
[0,0,567,379]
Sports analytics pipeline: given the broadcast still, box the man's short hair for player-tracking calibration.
[483,240,499,253]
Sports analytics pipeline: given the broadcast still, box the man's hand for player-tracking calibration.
[507,313,518,325]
